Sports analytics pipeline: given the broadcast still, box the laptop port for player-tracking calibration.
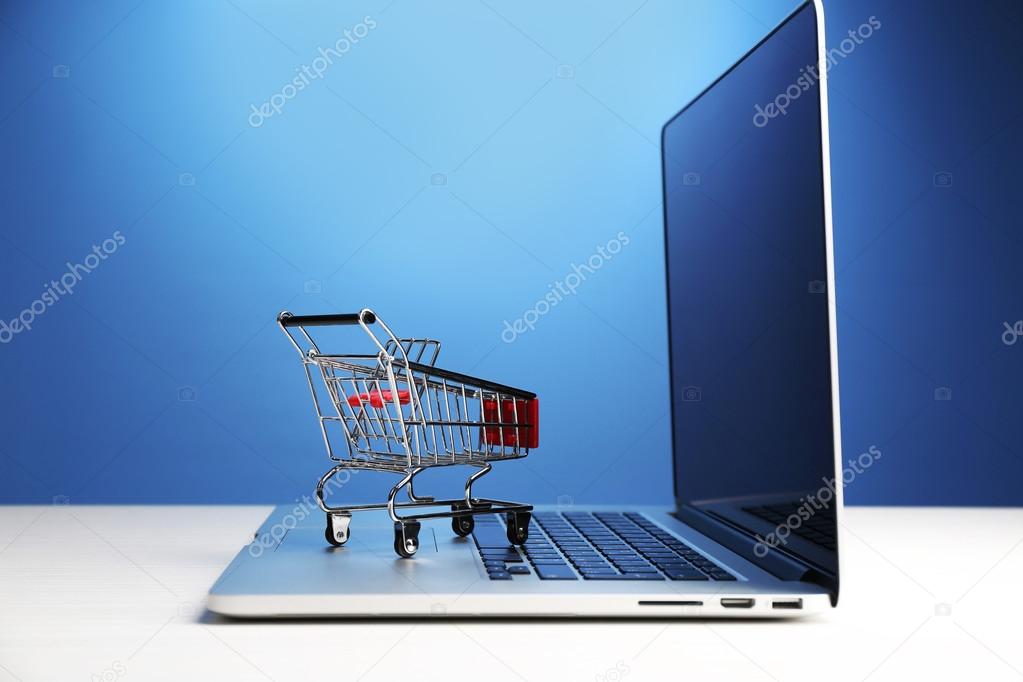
[720,598,755,608]
[638,600,703,607]
[771,599,803,610]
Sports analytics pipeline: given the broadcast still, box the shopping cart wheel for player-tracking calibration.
[505,511,530,545]
[394,520,421,558]
[451,505,474,537]
[325,512,352,547]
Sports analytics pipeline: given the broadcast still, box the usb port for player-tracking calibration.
[771,599,803,610]
[720,598,755,608]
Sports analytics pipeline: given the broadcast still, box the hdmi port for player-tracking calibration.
[720,598,755,608]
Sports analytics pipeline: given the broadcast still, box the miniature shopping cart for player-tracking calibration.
[278,308,539,558]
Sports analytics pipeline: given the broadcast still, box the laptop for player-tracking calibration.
[208,0,842,618]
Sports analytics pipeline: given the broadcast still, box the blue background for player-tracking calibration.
[1,0,1020,506]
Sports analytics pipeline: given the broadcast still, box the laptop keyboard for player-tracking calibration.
[743,503,837,551]
[473,511,737,581]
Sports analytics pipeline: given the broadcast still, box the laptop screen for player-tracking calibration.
[661,1,839,581]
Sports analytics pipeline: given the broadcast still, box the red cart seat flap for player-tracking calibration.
[482,398,539,448]
[346,389,411,409]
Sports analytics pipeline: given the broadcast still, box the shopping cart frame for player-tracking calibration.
[278,309,536,558]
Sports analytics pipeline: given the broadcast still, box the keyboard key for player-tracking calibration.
[584,572,666,581]
[473,525,514,549]
[507,565,531,575]
[526,553,560,560]
[535,564,578,580]
[488,571,512,580]
[657,564,688,573]
[666,569,709,581]
[481,550,522,563]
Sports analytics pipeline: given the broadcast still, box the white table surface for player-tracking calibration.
[1,505,1021,682]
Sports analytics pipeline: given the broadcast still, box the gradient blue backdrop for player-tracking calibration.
[1,0,1020,506]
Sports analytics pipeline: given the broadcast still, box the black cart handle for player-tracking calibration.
[278,310,376,328]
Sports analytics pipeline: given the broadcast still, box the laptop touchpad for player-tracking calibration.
[274,526,439,555]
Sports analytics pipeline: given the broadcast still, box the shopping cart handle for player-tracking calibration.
[278,311,376,327]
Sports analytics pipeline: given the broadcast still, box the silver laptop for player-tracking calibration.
[208,0,843,619]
